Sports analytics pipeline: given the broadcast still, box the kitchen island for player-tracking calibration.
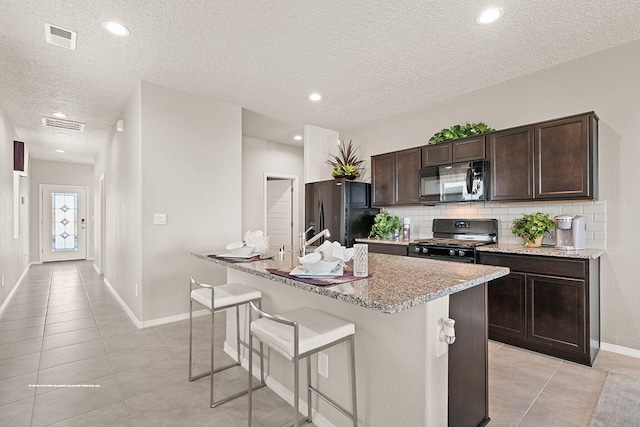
[193,249,509,426]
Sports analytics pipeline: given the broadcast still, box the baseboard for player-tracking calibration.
[29,261,42,265]
[102,277,144,329]
[223,343,335,427]
[92,263,101,275]
[0,264,30,314]
[601,342,640,359]
[140,309,209,328]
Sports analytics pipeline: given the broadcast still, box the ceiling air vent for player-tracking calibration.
[41,116,85,132]
[45,23,77,50]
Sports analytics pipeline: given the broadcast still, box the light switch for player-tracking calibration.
[154,213,167,225]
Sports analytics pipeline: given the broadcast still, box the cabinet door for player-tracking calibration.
[527,274,586,354]
[453,136,486,162]
[395,147,421,204]
[535,114,592,199]
[488,126,534,201]
[421,143,452,166]
[371,153,395,206]
[488,272,526,339]
[367,242,408,256]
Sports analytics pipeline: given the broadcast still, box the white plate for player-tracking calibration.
[289,265,343,278]
[217,252,258,259]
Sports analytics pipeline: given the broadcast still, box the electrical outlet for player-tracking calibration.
[135,284,139,297]
[318,352,329,378]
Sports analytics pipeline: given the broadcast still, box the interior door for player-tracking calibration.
[41,185,87,262]
[266,179,293,247]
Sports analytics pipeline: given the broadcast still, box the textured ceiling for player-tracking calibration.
[1,1,640,164]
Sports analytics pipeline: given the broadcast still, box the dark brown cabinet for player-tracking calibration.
[365,242,409,256]
[478,251,600,365]
[421,135,486,167]
[488,112,598,202]
[371,147,421,206]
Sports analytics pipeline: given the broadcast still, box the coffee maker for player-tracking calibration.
[554,215,586,250]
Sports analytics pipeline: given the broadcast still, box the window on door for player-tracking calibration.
[51,192,79,252]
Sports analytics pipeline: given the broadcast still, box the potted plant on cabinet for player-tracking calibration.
[511,212,556,247]
[326,139,364,180]
[428,122,495,144]
[369,210,402,240]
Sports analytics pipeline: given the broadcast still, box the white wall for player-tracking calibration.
[304,125,339,183]
[94,81,242,323]
[242,136,304,244]
[139,81,242,322]
[94,82,143,319]
[340,39,640,350]
[28,159,94,263]
[0,105,29,308]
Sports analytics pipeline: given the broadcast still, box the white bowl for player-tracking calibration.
[226,241,244,251]
[230,246,254,256]
[302,259,340,274]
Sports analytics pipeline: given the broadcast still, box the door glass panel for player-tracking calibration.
[51,192,78,252]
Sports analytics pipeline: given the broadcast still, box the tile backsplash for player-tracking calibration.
[386,200,607,249]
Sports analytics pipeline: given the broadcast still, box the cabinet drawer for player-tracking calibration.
[478,252,587,279]
[367,243,408,256]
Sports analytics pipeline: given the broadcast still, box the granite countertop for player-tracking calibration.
[354,238,412,246]
[192,249,508,314]
[477,243,605,259]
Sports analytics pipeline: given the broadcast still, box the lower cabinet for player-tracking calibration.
[478,252,600,366]
[365,242,409,256]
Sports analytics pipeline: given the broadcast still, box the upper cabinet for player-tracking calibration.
[421,135,486,167]
[488,112,598,202]
[372,147,421,206]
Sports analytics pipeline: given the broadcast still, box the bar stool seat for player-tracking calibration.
[248,304,357,426]
[189,277,265,408]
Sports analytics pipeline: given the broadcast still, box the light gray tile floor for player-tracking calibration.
[0,260,639,426]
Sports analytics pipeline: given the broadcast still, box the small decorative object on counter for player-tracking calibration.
[257,236,270,258]
[511,212,555,247]
[369,210,402,239]
[353,244,369,277]
[403,218,411,241]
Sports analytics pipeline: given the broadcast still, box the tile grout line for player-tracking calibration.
[515,360,564,426]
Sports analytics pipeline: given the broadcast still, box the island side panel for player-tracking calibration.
[226,268,449,427]
[448,282,489,427]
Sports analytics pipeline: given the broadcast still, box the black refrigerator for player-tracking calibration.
[304,179,379,248]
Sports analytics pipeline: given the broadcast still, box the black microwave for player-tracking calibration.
[419,160,488,204]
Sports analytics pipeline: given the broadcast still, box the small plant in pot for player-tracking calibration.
[511,212,556,247]
[369,211,402,240]
[326,139,364,180]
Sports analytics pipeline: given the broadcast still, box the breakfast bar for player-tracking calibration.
[193,249,509,426]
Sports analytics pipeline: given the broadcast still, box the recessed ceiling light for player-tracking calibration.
[102,21,130,36]
[476,7,504,25]
[293,135,303,141]
[55,149,65,153]
[51,112,66,118]
[309,93,322,101]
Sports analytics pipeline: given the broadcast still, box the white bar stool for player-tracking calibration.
[247,303,357,426]
[189,277,265,407]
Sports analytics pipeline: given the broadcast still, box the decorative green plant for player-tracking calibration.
[511,212,555,243]
[369,211,402,239]
[428,122,495,145]
[327,139,364,179]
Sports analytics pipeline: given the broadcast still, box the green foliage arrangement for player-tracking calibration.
[511,212,556,243]
[369,211,402,239]
[428,122,495,145]
[326,139,364,179]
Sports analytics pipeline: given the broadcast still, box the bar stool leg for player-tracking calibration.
[307,357,312,422]
[294,356,300,427]
[210,305,215,407]
[248,332,254,427]
[236,306,242,364]
[188,297,193,380]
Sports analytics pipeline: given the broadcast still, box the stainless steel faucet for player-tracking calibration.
[299,228,331,256]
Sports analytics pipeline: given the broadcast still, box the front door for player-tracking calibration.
[41,185,87,262]
[266,179,293,248]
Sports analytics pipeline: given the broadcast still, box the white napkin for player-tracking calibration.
[315,241,354,264]
[244,230,264,248]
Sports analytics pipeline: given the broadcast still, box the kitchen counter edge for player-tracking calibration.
[192,251,509,314]
[477,243,605,259]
